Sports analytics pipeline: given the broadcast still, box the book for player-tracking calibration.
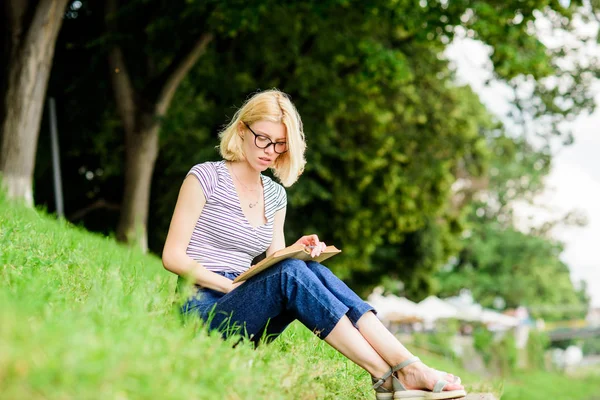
[233,243,341,283]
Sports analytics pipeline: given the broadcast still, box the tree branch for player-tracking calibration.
[105,0,136,134]
[151,32,214,116]
[7,0,29,46]
[68,198,120,221]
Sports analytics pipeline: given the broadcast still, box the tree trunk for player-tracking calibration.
[0,0,69,205]
[106,0,213,250]
[116,117,159,252]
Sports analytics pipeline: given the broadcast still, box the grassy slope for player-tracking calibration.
[0,194,374,399]
[1,194,598,399]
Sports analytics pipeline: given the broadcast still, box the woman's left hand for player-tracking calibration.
[294,234,327,257]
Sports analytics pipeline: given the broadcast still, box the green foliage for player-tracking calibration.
[411,320,460,362]
[148,2,496,298]
[436,131,589,320]
[496,333,519,376]
[438,221,588,321]
[527,330,550,370]
[428,320,460,361]
[473,327,495,366]
[582,336,600,356]
[36,0,600,301]
[473,327,518,375]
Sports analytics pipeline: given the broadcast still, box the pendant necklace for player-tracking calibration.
[231,164,261,208]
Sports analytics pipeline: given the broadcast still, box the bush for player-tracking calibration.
[473,327,495,366]
[473,327,518,375]
[582,336,600,355]
[411,320,460,361]
[526,329,550,370]
[495,332,518,375]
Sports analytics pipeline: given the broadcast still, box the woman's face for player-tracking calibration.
[240,120,287,172]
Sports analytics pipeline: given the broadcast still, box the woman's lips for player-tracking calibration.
[258,157,271,165]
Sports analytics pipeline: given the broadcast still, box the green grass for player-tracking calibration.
[1,193,599,399]
[0,194,374,399]
[501,368,600,400]
[413,346,600,400]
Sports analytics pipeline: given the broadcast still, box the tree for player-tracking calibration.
[438,220,589,321]
[103,0,215,251]
[36,0,600,299]
[148,2,496,297]
[0,0,70,205]
[437,134,590,320]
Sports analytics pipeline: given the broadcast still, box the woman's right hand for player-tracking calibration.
[294,234,327,257]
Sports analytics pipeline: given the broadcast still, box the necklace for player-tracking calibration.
[230,163,262,208]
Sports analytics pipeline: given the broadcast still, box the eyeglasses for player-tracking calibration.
[243,122,288,154]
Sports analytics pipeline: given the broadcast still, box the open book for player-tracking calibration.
[233,243,341,283]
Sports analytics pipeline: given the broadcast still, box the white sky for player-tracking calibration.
[446,34,600,308]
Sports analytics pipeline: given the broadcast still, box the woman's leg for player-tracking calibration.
[356,312,463,391]
[204,258,392,382]
[249,311,297,346]
[305,261,375,325]
[181,275,297,346]
[305,261,464,392]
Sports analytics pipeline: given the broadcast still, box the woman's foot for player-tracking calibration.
[396,361,464,392]
[376,365,461,391]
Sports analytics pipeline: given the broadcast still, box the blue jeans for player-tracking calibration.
[181,258,375,343]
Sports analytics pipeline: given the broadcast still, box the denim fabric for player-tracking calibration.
[181,258,375,343]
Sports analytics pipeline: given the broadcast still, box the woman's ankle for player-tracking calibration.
[392,360,431,390]
[382,375,393,391]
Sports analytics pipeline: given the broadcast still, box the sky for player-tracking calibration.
[446,32,600,308]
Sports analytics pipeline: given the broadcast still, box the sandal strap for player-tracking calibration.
[391,356,420,373]
[433,379,449,393]
[371,367,394,390]
[390,356,421,392]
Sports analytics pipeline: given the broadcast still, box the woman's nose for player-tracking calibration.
[264,143,276,154]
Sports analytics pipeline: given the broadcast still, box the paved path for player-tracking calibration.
[465,394,497,400]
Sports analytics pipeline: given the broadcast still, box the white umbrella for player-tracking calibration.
[444,296,483,322]
[385,295,424,319]
[367,293,424,321]
[417,296,459,321]
[366,292,395,318]
[480,308,519,327]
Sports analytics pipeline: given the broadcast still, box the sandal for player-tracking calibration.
[372,368,394,400]
[390,357,466,400]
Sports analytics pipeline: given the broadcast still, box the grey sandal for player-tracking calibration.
[372,368,394,400]
[390,357,466,400]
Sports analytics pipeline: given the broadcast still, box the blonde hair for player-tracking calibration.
[218,89,306,187]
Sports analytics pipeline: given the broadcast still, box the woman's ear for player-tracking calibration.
[237,121,246,139]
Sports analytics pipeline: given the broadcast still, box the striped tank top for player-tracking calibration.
[185,160,287,274]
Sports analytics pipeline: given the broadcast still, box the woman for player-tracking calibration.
[162,89,466,399]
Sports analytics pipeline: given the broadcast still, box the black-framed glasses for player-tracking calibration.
[243,122,288,154]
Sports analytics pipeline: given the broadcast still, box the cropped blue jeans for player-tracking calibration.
[181,258,375,344]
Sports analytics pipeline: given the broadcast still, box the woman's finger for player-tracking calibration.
[311,244,319,257]
[311,240,326,258]
[310,234,320,246]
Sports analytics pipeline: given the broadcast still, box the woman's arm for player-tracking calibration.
[162,175,236,293]
[265,206,287,257]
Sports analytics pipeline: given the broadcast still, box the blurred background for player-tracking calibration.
[1,0,599,381]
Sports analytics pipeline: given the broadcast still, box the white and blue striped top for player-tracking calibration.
[185,160,287,274]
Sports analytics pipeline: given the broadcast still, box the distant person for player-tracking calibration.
[162,89,466,399]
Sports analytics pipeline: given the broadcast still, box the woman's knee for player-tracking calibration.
[278,258,309,273]
[276,258,318,284]
[305,260,331,277]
